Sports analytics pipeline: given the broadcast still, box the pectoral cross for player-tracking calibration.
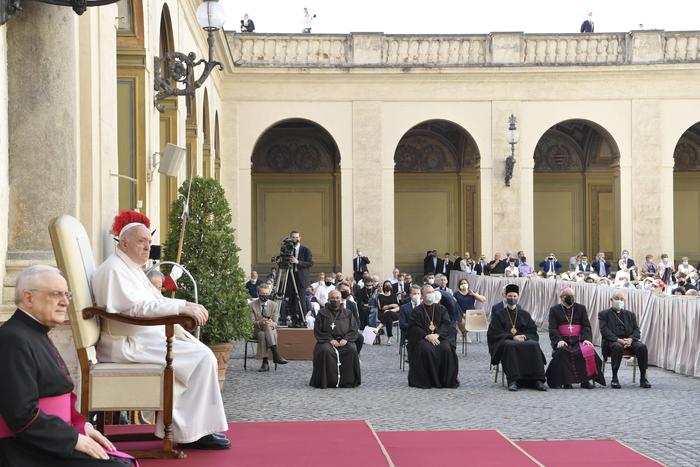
[331,322,336,330]
[568,324,573,332]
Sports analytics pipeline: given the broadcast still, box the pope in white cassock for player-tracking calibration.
[91,211,230,450]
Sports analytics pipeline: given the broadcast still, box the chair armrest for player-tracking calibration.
[82,306,196,332]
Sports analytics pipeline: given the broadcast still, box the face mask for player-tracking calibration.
[340,290,350,299]
[424,294,434,305]
[259,295,269,303]
[365,283,372,289]
[623,254,628,259]
[411,294,421,304]
[612,300,624,311]
[506,298,518,306]
[563,295,574,306]
[459,284,468,291]
[582,261,587,265]
[433,291,442,303]
[383,286,392,292]
[683,261,689,265]
[305,291,313,298]
[325,281,333,286]
[327,300,341,310]
[427,278,435,285]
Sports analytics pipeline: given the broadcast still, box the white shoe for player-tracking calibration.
[386,337,393,345]
[466,335,473,344]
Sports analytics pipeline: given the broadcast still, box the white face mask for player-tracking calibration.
[423,294,434,305]
[612,300,625,311]
[433,291,442,303]
[459,283,468,291]
[427,278,435,285]
[683,261,688,265]
[410,294,421,305]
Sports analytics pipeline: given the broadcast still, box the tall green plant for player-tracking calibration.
[163,177,252,345]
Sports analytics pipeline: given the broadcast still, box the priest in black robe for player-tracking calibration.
[0,265,134,466]
[545,286,606,389]
[309,290,361,388]
[406,285,459,389]
[487,284,547,391]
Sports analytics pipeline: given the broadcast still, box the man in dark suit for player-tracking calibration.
[539,253,562,276]
[580,12,594,33]
[352,249,371,282]
[487,253,507,275]
[474,255,489,275]
[287,230,313,327]
[423,250,438,275]
[618,249,637,280]
[592,251,611,277]
[598,291,651,389]
[575,255,592,273]
[245,270,262,297]
[436,252,453,277]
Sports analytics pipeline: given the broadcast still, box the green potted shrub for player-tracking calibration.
[163,177,252,390]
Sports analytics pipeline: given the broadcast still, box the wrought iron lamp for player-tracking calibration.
[1,0,118,24]
[504,114,519,187]
[153,0,226,112]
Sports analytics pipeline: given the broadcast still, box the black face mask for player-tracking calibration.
[340,290,350,299]
[327,300,341,310]
[325,281,333,286]
[259,295,269,303]
[383,286,391,292]
[563,295,574,306]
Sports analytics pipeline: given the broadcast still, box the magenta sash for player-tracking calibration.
[0,392,137,465]
[558,324,598,378]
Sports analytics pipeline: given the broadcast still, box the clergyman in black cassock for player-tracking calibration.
[598,291,651,388]
[545,287,606,388]
[487,284,547,391]
[309,291,361,388]
[406,286,459,389]
[0,266,133,466]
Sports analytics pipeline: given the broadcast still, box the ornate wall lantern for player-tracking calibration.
[153,0,226,112]
[1,0,118,24]
[504,114,519,187]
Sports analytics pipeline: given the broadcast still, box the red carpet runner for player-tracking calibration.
[517,440,665,466]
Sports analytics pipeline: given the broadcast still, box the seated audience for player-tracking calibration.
[314,274,335,306]
[658,254,674,285]
[336,282,363,355]
[454,278,486,342]
[309,290,361,388]
[487,253,507,275]
[475,255,489,275]
[575,255,592,273]
[399,285,422,343]
[377,280,400,345]
[0,266,136,466]
[517,257,535,276]
[545,287,606,389]
[539,253,563,276]
[406,285,459,388]
[598,292,651,389]
[677,256,696,276]
[248,284,288,372]
[487,284,547,391]
[593,252,611,278]
[504,259,519,277]
[245,271,262,298]
[642,254,657,277]
[434,274,453,295]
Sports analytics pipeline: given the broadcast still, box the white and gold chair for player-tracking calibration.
[49,214,195,459]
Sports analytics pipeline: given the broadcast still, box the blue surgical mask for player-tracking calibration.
[506,298,518,306]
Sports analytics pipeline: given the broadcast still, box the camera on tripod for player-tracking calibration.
[271,237,296,265]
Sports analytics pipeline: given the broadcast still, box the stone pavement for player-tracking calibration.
[222,332,700,466]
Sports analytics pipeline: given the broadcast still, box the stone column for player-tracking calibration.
[352,102,393,278]
[7,3,79,262]
[0,26,9,306]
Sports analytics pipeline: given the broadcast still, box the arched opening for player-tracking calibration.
[214,112,221,182]
[673,122,700,265]
[533,119,621,264]
[202,89,211,177]
[251,119,341,273]
[393,120,480,273]
[158,5,178,235]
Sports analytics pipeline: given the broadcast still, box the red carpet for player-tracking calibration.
[518,440,664,466]
[378,430,541,466]
[137,420,392,467]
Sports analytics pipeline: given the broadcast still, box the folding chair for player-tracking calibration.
[243,338,277,371]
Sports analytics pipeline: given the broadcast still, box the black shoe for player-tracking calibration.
[581,381,594,389]
[611,379,621,389]
[563,384,573,389]
[508,382,519,391]
[273,356,288,365]
[179,434,231,450]
[534,381,547,391]
[640,378,652,389]
[258,360,270,372]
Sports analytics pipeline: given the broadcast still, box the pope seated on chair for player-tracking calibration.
[487,284,547,392]
[598,291,651,389]
[91,211,230,450]
[0,266,136,466]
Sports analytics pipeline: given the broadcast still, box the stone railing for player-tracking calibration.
[226,31,700,68]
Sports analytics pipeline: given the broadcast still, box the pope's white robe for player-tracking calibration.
[92,249,228,443]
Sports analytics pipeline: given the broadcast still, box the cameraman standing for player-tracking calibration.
[287,230,314,327]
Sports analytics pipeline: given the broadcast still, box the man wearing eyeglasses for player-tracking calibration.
[0,265,134,465]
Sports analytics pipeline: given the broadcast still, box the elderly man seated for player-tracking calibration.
[406,285,459,388]
[0,266,135,466]
[599,292,651,388]
[92,211,229,450]
[248,283,288,372]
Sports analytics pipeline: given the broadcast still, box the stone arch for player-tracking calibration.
[251,118,341,273]
[393,119,481,273]
[673,122,700,264]
[533,119,621,265]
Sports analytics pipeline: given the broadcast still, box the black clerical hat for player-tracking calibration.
[505,284,519,294]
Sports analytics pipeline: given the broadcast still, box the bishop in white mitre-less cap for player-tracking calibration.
[91,211,230,449]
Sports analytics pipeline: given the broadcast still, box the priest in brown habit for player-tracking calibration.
[487,284,547,391]
[309,290,361,388]
[406,285,459,388]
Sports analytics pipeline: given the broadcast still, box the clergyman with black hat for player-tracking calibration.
[487,284,547,391]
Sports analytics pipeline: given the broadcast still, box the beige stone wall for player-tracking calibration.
[0,26,8,297]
